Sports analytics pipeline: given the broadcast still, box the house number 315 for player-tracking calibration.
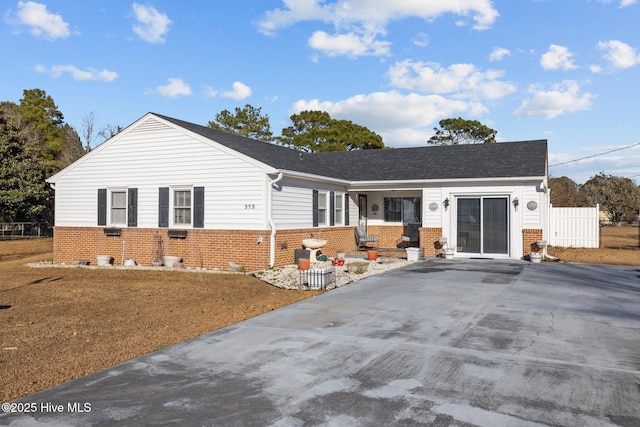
[244,204,256,210]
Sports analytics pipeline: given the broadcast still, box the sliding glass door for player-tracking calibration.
[457,197,509,255]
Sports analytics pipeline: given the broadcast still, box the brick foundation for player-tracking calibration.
[53,226,362,272]
[523,229,544,254]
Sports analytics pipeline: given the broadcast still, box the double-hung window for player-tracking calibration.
[317,191,328,226]
[173,189,192,226]
[158,186,204,228]
[110,190,127,225]
[313,190,349,227]
[98,188,137,227]
[334,192,344,225]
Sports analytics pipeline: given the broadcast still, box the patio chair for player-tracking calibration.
[398,223,420,248]
[355,225,379,250]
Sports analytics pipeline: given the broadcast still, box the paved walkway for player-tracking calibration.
[2,259,640,426]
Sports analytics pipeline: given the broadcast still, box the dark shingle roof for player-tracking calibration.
[156,113,547,182]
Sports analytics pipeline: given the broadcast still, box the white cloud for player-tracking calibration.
[540,44,578,70]
[34,64,117,81]
[412,33,429,48]
[513,80,594,119]
[291,91,480,146]
[593,0,637,7]
[489,47,511,62]
[589,64,603,73]
[387,60,517,101]
[597,40,640,68]
[153,78,192,97]
[132,3,171,43]
[14,1,69,40]
[257,0,498,57]
[221,81,252,100]
[308,30,391,57]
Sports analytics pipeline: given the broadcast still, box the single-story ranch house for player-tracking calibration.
[46,113,549,271]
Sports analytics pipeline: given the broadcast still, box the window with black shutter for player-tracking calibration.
[194,186,204,228]
[97,189,107,226]
[158,187,169,227]
[127,188,138,227]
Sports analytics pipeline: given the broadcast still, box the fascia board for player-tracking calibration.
[276,169,351,185]
[347,176,547,191]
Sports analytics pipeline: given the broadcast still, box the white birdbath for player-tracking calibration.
[302,238,328,261]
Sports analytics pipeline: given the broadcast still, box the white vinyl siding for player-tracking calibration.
[51,116,268,230]
[271,178,350,230]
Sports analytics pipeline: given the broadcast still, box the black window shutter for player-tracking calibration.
[330,191,335,226]
[97,189,107,226]
[344,193,350,226]
[312,190,318,227]
[127,188,138,227]
[194,186,204,228]
[158,187,169,227]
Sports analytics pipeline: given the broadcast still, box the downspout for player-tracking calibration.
[268,173,283,268]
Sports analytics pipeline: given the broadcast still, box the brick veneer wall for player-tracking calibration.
[421,227,444,257]
[53,226,359,272]
[523,229,543,254]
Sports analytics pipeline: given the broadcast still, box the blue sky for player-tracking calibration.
[2,0,639,184]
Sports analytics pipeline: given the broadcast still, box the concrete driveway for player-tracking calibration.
[2,259,639,426]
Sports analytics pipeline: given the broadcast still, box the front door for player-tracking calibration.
[457,197,509,255]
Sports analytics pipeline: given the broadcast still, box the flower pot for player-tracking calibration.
[443,248,455,259]
[298,258,310,271]
[96,255,113,266]
[164,255,182,267]
[367,250,378,261]
[406,247,420,262]
[529,252,542,263]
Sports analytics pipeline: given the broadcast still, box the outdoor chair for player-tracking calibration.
[398,222,420,248]
[355,225,379,250]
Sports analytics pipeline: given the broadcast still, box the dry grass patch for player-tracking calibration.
[548,223,639,266]
[0,239,319,401]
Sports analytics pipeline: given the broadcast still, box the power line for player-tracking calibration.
[549,141,640,167]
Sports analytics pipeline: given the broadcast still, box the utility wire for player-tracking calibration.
[549,141,640,167]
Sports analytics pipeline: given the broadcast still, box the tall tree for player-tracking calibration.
[583,173,640,225]
[278,110,384,152]
[549,176,588,207]
[0,109,50,222]
[428,117,497,145]
[208,104,273,141]
[19,89,66,168]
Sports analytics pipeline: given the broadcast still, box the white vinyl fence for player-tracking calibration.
[548,204,600,248]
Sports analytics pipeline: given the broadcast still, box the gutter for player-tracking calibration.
[267,172,283,268]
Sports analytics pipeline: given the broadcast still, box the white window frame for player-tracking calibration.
[317,190,329,227]
[109,189,127,226]
[172,187,193,227]
[334,192,344,226]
